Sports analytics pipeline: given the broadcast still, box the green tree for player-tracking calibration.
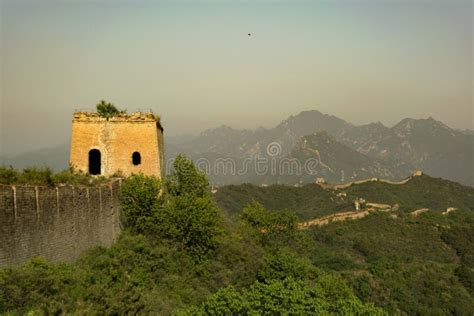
[120,156,220,261]
[242,201,299,245]
[165,155,209,197]
[0,166,19,184]
[257,248,316,283]
[159,155,221,261]
[120,173,162,234]
[157,195,221,261]
[96,100,124,119]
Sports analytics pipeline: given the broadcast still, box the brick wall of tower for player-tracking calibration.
[69,115,163,177]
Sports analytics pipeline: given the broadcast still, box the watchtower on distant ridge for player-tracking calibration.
[69,111,164,177]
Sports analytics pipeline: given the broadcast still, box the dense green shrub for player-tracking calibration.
[242,200,299,245]
[120,173,162,233]
[156,194,221,261]
[179,277,386,315]
[0,166,109,186]
[310,211,474,314]
[0,257,82,314]
[455,265,474,293]
[120,155,221,261]
[257,248,317,283]
[160,155,221,261]
[0,166,54,186]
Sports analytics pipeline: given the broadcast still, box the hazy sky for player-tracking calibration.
[1,0,472,155]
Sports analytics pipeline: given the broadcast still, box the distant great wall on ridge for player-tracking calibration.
[0,171,426,267]
[0,180,122,268]
[315,170,423,190]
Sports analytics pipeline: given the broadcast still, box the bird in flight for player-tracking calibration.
[248,33,251,36]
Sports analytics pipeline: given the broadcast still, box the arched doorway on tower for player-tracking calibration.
[88,149,101,175]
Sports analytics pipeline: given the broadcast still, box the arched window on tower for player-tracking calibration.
[89,149,101,175]
[132,152,141,165]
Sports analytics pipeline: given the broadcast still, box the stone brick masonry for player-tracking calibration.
[69,112,164,177]
[0,180,121,268]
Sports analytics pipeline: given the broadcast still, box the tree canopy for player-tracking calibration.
[96,100,125,118]
[1,159,473,314]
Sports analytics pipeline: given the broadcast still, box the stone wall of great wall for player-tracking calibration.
[316,171,423,190]
[303,171,456,228]
[0,180,122,268]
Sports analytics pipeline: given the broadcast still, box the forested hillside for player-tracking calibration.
[1,163,473,314]
[214,174,474,220]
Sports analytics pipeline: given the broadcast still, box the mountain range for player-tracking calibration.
[2,110,473,186]
[167,110,473,186]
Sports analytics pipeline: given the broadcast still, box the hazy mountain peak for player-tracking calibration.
[294,109,324,117]
[199,125,240,137]
[284,110,346,123]
[275,110,351,138]
[393,117,415,127]
[369,121,386,128]
[392,117,456,138]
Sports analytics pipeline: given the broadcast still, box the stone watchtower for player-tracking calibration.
[69,112,164,177]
